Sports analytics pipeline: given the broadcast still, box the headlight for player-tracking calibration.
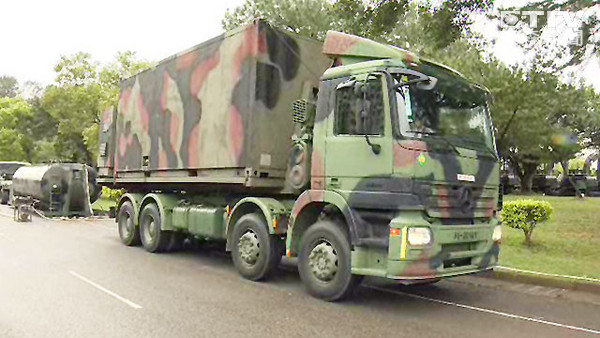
[407,227,432,246]
[492,225,502,242]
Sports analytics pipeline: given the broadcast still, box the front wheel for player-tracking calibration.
[231,213,283,281]
[298,220,362,301]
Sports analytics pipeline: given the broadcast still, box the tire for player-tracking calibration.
[0,189,8,205]
[231,213,283,281]
[298,220,362,301]
[140,203,171,253]
[117,201,140,246]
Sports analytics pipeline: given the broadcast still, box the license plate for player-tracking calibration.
[453,231,479,241]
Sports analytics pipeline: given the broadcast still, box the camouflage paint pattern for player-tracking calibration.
[98,20,331,188]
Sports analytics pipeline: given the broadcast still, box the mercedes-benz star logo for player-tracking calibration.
[457,186,475,213]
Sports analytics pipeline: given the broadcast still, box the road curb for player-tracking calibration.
[477,269,600,294]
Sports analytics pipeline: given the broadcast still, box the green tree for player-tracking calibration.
[41,51,151,166]
[501,199,553,245]
[223,0,335,39]
[0,129,26,161]
[223,0,490,44]
[0,75,18,98]
[0,97,33,161]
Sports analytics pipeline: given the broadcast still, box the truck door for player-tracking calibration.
[324,73,393,192]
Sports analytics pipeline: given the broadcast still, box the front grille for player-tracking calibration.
[420,183,496,221]
[442,242,477,253]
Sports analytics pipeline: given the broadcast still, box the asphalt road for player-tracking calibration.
[0,205,599,338]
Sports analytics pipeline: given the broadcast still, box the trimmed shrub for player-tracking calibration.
[500,199,553,245]
[101,186,124,202]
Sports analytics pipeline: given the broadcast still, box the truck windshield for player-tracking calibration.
[393,62,496,155]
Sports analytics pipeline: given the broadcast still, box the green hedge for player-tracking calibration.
[101,186,124,202]
[500,199,553,245]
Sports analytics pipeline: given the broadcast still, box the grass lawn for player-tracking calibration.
[500,195,600,279]
[92,197,116,213]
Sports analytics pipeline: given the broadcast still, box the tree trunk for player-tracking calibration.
[597,158,600,185]
[524,230,533,246]
[509,155,538,194]
[519,163,537,194]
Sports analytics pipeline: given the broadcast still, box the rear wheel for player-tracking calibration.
[298,220,362,301]
[140,203,171,253]
[231,213,283,281]
[117,201,140,246]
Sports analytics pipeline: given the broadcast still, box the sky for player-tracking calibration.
[1,0,598,89]
[0,0,245,86]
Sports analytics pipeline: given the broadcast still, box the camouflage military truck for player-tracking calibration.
[0,161,30,205]
[98,20,501,301]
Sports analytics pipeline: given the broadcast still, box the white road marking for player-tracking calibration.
[368,286,600,335]
[0,232,15,242]
[496,266,600,284]
[69,271,142,309]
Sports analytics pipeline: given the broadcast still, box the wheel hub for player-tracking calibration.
[143,219,156,244]
[119,214,132,237]
[238,230,260,265]
[308,241,338,281]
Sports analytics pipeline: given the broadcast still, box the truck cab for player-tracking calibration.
[287,32,500,298]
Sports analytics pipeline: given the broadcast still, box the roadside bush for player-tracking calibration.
[101,186,124,202]
[500,199,553,246]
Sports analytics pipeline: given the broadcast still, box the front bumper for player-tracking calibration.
[351,213,500,280]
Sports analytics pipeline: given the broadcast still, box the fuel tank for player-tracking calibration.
[12,163,98,216]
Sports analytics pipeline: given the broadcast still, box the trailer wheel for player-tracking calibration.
[117,201,140,246]
[140,203,171,253]
[298,220,361,301]
[231,213,282,281]
[0,189,8,205]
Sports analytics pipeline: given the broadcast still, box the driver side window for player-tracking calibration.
[334,76,384,136]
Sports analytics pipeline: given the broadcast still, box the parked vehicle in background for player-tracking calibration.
[0,161,30,205]
[531,174,559,195]
[98,20,501,301]
[549,173,599,196]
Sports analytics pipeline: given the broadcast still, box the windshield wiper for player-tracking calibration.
[415,131,460,155]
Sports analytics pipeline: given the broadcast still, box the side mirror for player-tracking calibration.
[416,76,437,90]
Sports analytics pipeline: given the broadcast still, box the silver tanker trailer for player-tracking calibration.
[11,163,100,217]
